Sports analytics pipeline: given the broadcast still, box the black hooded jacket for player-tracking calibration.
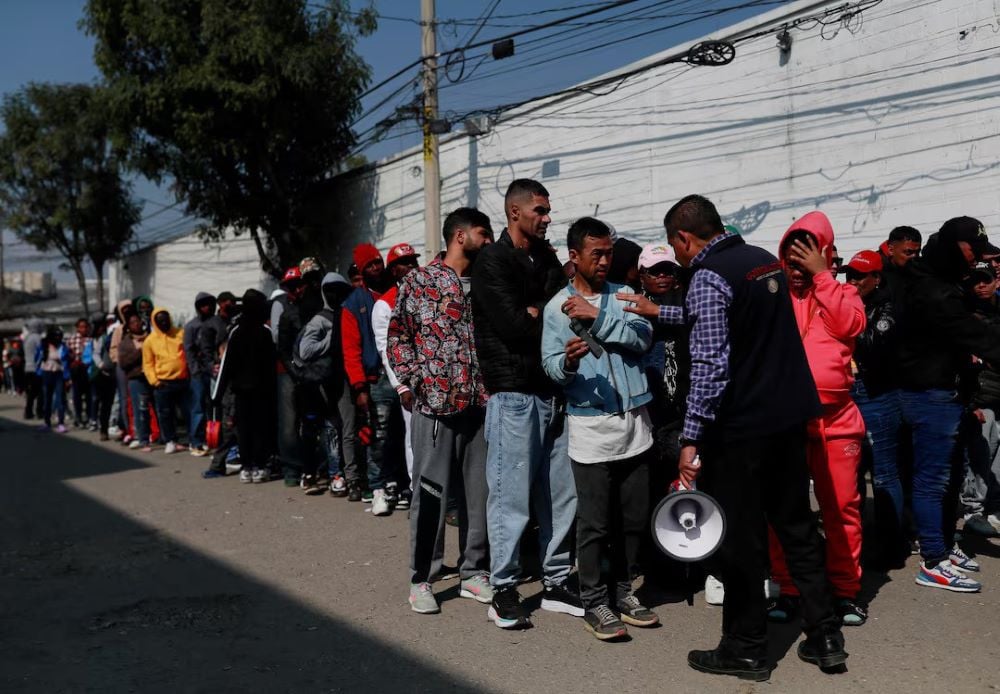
[896,232,1000,391]
[213,290,276,398]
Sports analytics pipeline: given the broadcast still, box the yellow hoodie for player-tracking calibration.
[142,307,189,386]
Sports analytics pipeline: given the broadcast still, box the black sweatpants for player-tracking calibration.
[571,452,650,610]
[24,372,43,419]
[699,424,839,659]
[235,390,275,472]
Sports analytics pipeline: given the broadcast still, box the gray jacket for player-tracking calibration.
[22,318,44,372]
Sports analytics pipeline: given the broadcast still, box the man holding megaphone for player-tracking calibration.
[621,195,847,682]
[542,217,660,642]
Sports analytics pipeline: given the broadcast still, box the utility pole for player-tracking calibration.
[0,230,5,299]
[421,0,441,258]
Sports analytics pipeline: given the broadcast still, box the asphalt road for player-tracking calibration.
[1,396,998,693]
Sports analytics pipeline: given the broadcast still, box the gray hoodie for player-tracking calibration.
[183,291,217,376]
[296,273,350,363]
[22,318,44,372]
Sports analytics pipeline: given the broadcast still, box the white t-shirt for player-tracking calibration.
[565,292,653,464]
[568,406,653,464]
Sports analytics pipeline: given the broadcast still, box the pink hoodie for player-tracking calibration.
[780,211,866,405]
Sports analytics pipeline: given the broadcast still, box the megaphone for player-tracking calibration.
[651,479,726,563]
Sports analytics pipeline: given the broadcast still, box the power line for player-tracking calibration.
[355,0,646,100]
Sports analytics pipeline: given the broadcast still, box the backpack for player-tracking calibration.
[292,308,338,384]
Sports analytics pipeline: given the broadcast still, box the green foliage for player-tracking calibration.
[0,83,139,313]
[83,0,376,277]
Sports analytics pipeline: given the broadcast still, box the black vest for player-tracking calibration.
[697,235,820,441]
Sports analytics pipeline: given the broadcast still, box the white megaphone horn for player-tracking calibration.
[651,470,726,564]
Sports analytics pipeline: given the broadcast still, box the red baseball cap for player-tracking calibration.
[386,243,420,267]
[280,266,303,286]
[845,250,883,274]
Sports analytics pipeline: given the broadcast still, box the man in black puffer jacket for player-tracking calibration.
[470,178,581,630]
[894,217,1000,593]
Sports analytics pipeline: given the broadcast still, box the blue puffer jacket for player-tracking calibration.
[35,342,72,380]
[541,281,653,416]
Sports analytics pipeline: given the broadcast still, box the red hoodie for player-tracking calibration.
[780,211,866,405]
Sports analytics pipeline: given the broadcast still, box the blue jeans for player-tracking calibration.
[188,373,210,448]
[484,392,577,589]
[854,383,905,526]
[898,389,963,563]
[366,371,400,491]
[322,415,343,477]
[41,371,66,426]
[153,379,190,444]
[128,378,151,444]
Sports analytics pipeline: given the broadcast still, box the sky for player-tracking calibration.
[0,0,791,280]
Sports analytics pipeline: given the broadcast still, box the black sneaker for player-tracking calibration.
[615,593,659,627]
[540,582,585,617]
[385,482,399,506]
[766,595,800,623]
[395,488,411,510]
[347,481,363,502]
[583,605,628,641]
[302,475,324,496]
[487,587,531,629]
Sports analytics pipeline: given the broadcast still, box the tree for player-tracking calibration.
[0,83,139,315]
[82,166,141,313]
[84,0,377,278]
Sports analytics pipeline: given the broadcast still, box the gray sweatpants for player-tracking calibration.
[409,407,490,584]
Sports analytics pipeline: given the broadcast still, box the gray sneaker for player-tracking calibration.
[583,605,627,641]
[409,582,440,614]
[459,573,494,603]
[615,593,659,627]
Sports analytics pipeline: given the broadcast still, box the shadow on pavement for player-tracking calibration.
[0,412,482,693]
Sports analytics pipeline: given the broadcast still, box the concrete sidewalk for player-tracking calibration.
[0,396,997,693]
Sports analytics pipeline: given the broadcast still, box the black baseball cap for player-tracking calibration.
[939,216,1000,259]
[968,262,996,285]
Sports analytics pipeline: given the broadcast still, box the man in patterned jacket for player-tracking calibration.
[387,207,495,614]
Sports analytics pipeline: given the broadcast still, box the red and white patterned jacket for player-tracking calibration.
[387,258,488,417]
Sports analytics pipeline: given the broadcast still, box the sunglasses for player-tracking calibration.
[843,268,872,282]
[641,265,677,278]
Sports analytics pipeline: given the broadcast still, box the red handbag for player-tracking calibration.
[205,403,221,449]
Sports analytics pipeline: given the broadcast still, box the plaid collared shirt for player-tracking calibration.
[656,232,736,441]
[64,333,91,364]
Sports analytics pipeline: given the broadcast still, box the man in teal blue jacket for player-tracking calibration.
[541,217,659,642]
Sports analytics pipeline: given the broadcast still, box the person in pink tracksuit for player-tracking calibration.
[769,211,868,627]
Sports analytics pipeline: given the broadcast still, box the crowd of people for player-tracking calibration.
[4,179,1000,682]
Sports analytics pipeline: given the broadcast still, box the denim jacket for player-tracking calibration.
[541,281,653,416]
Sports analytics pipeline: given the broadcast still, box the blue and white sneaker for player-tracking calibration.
[949,545,980,572]
[916,560,981,592]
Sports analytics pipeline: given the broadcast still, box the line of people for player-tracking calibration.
[8,180,1000,683]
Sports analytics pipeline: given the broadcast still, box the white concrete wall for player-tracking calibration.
[345,0,1000,262]
[109,229,272,325]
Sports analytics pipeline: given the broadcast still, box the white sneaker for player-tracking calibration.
[251,468,267,484]
[704,575,725,606]
[164,441,177,455]
[239,469,253,484]
[108,425,121,437]
[128,440,142,450]
[372,489,391,516]
[988,514,1000,534]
